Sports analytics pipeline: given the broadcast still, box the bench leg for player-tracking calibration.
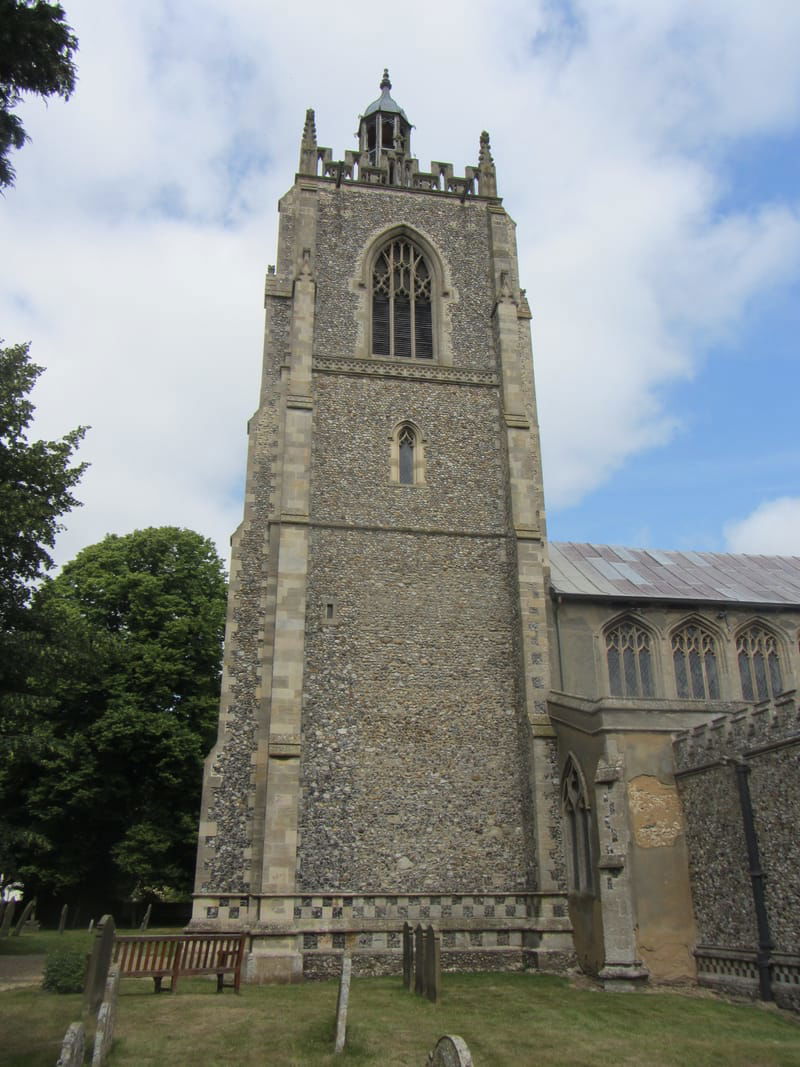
[154,976,162,994]
[217,972,224,993]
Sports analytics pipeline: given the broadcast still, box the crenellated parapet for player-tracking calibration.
[672,691,800,772]
[298,100,497,199]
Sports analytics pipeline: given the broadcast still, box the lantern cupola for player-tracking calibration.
[358,69,412,174]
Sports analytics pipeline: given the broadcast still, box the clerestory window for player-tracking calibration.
[372,238,433,359]
[737,625,783,702]
[605,618,654,698]
[672,623,720,700]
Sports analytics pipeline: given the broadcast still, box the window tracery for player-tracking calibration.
[398,425,415,485]
[605,618,654,698]
[372,238,433,359]
[562,757,593,894]
[390,421,425,486]
[737,625,783,702]
[672,623,720,700]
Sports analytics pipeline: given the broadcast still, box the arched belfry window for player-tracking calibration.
[372,238,433,359]
[605,618,654,698]
[672,622,720,700]
[737,624,783,702]
[562,757,593,894]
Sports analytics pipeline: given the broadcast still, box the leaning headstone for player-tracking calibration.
[103,966,120,1006]
[91,971,120,1067]
[0,899,15,937]
[57,1022,86,1067]
[59,903,69,934]
[402,921,413,991]
[333,954,352,1054]
[88,918,94,933]
[84,914,116,1015]
[139,902,152,931]
[426,1035,474,1067]
[12,898,35,936]
[414,923,425,995]
[423,925,441,1003]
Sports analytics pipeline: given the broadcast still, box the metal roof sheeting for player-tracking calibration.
[549,542,800,606]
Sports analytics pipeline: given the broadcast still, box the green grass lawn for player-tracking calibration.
[2,970,799,1067]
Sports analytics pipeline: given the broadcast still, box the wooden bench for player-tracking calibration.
[112,932,247,993]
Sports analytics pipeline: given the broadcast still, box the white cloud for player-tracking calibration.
[725,498,800,556]
[2,0,800,567]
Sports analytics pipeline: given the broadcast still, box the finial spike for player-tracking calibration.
[299,108,318,174]
[380,68,391,91]
[478,130,497,197]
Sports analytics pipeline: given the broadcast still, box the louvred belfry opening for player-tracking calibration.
[372,238,433,359]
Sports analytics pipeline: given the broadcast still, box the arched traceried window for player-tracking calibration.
[672,623,720,700]
[398,425,415,485]
[737,625,783,702]
[372,238,433,359]
[562,757,593,894]
[390,422,425,486]
[605,619,654,698]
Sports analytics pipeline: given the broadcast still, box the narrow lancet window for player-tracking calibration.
[562,757,593,894]
[398,426,415,485]
[372,238,433,359]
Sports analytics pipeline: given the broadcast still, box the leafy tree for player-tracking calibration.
[0,340,86,890]
[0,1,78,188]
[0,340,87,628]
[2,527,227,907]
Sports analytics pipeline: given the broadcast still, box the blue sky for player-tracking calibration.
[1,0,799,568]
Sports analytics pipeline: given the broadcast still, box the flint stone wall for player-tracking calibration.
[300,523,532,891]
[310,374,505,532]
[313,187,497,370]
[674,695,800,1007]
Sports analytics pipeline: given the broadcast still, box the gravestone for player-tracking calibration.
[12,898,35,936]
[57,1022,86,1067]
[0,899,15,937]
[423,925,441,1003]
[334,954,352,1054]
[426,1035,474,1067]
[59,903,69,934]
[414,923,425,994]
[91,969,120,1067]
[140,902,152,931]
[84,914,116,1015]
[402,921,413,991]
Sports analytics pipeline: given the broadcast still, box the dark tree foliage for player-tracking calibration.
[0,0,78,187]
[0,339,86,891]
[2,527,227,906]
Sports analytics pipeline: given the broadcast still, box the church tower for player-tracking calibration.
[193,73,572,981]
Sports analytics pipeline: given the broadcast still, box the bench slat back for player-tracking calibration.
[113,933,246,979]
